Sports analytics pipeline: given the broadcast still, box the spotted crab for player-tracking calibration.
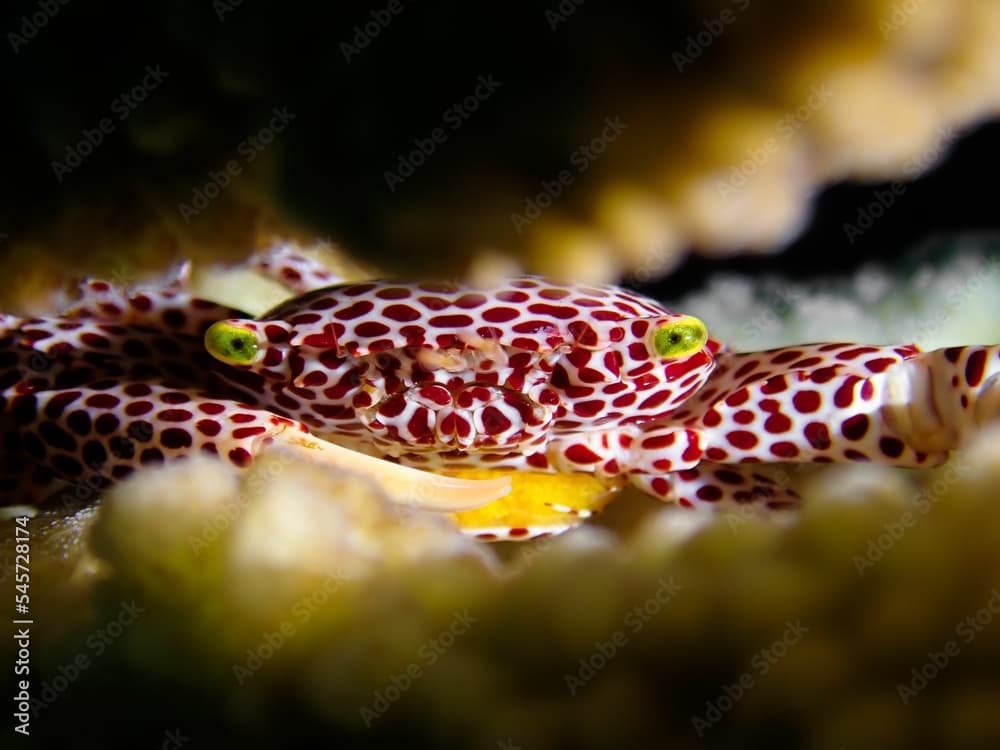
[2,245,998,540]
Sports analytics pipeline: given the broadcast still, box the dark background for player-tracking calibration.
[1,0,997,287]
[649,119,1000,298]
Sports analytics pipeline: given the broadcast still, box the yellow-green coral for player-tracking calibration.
[9,424,1000,747]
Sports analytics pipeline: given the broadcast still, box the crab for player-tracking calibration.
[2,244,999,540]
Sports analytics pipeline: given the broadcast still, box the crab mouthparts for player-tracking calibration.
[361,383,551,450]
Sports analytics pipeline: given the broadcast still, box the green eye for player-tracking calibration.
[652,316,708,359]
[205,321,260,365]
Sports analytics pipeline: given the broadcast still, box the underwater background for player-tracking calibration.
[2,1,1000,747]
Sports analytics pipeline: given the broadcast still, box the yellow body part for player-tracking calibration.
[444,469,624,540]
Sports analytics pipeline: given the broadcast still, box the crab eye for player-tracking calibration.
[204,322,260,365]
[652,316,708,359]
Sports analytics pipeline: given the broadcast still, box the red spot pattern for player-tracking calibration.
[197,419,221,436]
[85,393,121,409]
[966,349,987,387]
[482,307,519,323]
[726,431,759,450]
[564,444,602,464]
[841,414,869,441]
[383,304,421,322]
[228,447,252,467]
[333,301,374,320]
[880,437,905,458]
[125,401,154,416]
[804,422,831,450]
[763,414,792,433]
[792,390,821,413]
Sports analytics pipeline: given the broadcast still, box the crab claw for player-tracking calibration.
[883,345,1000,453]
[274,430,511,512]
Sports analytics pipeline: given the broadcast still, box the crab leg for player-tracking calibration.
[691,343,1000,466]
[619,344,1000,510]
[249,244,344,294]
[630,463,800,511]
[3,383,508,512]
[61,272,252,337]
[877,346,1000,453]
